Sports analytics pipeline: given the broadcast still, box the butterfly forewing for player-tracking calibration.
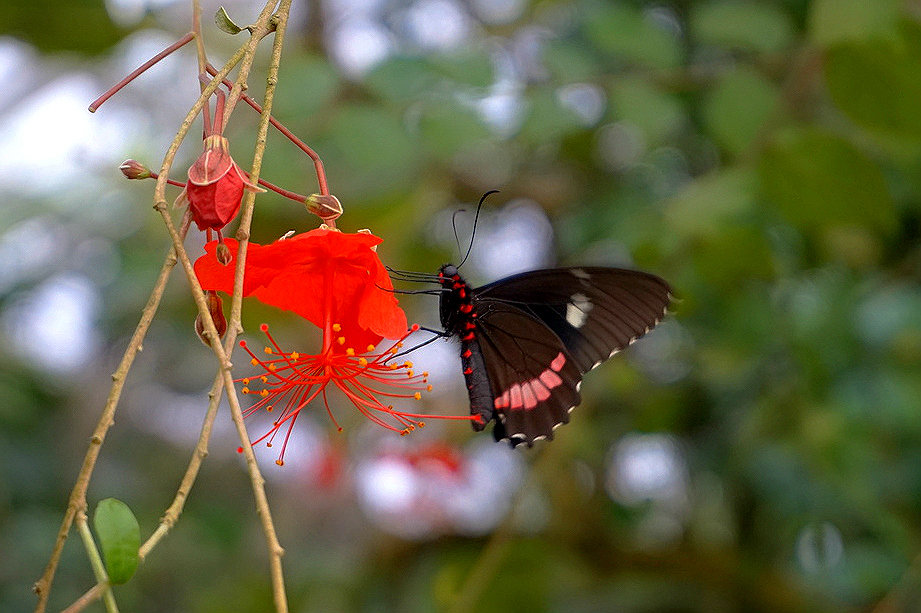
[476,267,671,373]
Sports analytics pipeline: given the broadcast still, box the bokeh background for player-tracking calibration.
[3,0,921,611]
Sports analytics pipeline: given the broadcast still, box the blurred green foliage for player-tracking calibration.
[3,0,921,612]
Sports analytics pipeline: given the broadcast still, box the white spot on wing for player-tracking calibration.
[571,268,591,280]
[565,292,592,328]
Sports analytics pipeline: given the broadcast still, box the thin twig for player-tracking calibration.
[88,32,196,112]
[227,6,295,609]
[33,242,182,613]
[57,3,294,609]
[220,1,281,130]
[206,63,330,196]
[61,583,106,613]
[75,513,118,613]
[43,7,270,613]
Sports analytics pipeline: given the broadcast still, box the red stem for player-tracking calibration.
[206,63,330,195]
[89,32,196,112]
[147,170,306,202]
[212,86,226,137]
[197,73,213,136]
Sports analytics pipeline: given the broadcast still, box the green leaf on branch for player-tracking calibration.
[215,6,246,35]
[93,498,140,585]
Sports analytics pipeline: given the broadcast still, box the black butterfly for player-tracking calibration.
[434,263,671,446]
[391,193,671,446]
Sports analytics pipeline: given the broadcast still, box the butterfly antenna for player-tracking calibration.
[458,189,499,269]
[451,208,468,257]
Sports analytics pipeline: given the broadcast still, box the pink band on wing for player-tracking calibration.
[494,352,567,411]
[551,352,566,372]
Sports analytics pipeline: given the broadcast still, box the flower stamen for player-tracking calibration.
[235,323,478,466]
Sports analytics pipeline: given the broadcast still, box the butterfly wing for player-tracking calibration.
[472,300,583,445]
[476,267,671,374]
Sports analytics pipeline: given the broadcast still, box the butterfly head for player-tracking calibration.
[439,263,459,279]
[437,263,473,333]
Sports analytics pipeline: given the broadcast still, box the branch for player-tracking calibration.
[75,512,118,613]
[148,1,291,611]
[33,241,181,613]
[61,583,107,613]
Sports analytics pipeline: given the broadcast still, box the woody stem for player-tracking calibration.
[192,11,212,138]
[88,32,196,112]
[150,1,292,612]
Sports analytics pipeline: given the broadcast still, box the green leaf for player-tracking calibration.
[214,6,245,35]
[691,1,794,54]
[702,67,780,156]
[320,105,420,199]
[665,168,757,240]
[93,498,140,585]
[273,55,340,122]
[429,48,494,88]
[759,128,896,232]
[542,41,602,83]
[418,101,490,156]
[519,90,583,143]
[809,0,901,46]
[608,79,683,144]
[584,4,681,70]
[824,22,921,138]
[365,56,439,103]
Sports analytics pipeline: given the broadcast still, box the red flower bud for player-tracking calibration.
[119,159,151,180]
[195,290,227,346]
[182,135,261,232]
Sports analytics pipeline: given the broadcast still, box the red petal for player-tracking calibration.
[193,229,408,349]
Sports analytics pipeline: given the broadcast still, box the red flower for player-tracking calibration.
[179,134,260,233]
[194,228,406,352]
[195,228,479,465]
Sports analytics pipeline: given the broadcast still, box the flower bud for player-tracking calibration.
[195,290,227,347]
[215,242,233,265]
[306,193,343,221]
[183,135,261,232]
[119,159,151,180]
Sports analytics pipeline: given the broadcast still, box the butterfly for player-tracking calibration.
[391,193,672,446]
[434,263,671,446]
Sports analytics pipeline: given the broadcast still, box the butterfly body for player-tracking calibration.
[437,263,671,446]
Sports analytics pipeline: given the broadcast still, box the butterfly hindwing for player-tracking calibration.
[473,301,583,444]
[476,267,671,373]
